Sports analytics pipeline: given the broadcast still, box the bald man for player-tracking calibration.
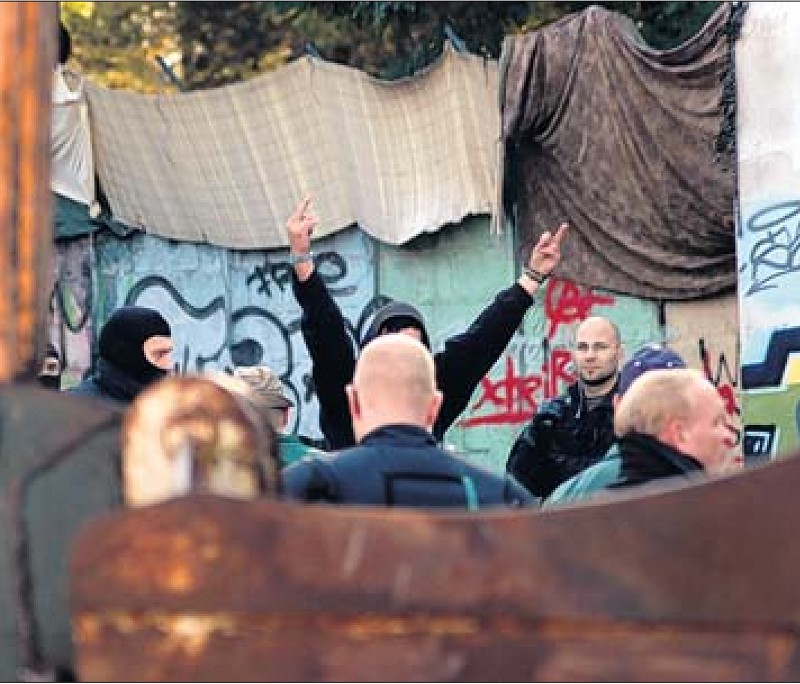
[507,315,623,498]
[608,368,732,489]
[282,334,534,509]
[286,196,567,452]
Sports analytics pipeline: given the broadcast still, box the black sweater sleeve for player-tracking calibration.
[291,270,357,449]
[433,283,534,441]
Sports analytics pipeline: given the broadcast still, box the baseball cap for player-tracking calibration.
[618,345,687,396]
[233,366,293,409]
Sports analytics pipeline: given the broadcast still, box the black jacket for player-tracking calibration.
[506,381,617,498]
[67,358,148,404]
[282,424,535,508]
[609,431,705,489]
[292,270,534,450]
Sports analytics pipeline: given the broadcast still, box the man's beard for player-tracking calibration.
[580,368,617,388]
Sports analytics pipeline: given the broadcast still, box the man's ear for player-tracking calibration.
[346,384,360,421]
[660,417,686,451]
[425,390,443,430]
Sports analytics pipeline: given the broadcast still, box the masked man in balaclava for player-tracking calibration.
[68,306,174,404]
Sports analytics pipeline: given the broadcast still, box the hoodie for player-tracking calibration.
[361,301,431,350]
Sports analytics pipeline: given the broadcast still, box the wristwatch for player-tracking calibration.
[289,251,314,266]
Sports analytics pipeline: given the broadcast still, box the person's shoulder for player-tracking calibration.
[503,472,539,505]
[453,454,535,501]
[544,450,622,507]
[279,434,325,468]
[282,449,341,496]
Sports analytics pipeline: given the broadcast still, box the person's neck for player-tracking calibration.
[355,416,430,442]
[581,374,618,399]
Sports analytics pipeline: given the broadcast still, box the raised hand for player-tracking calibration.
[285,196,319,281]
[517,222,568,296]
[528,222,568,277]
[286,196,319,254]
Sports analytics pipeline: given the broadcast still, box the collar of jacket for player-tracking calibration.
[570,377,618,419]
[359,424,438,448]
[617,431,704,484]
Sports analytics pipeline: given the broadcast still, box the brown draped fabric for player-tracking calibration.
[499,4,735,300]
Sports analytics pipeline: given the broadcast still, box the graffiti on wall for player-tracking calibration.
[744,200,800,297]
[52,228,667,471]
[50,239,95,388]
[737,199,800,459]
[699,338,741,446]
[740,326,800,460]
[459,278,651,428]
[48,230,382,440]
[460,278,620,428]
[117,234,378,439]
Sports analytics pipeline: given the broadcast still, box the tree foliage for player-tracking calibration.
[61,1,722,93]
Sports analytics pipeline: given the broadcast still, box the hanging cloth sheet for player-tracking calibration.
[51,66,98,213]
[86,45,498,250]
[498,4,736,300]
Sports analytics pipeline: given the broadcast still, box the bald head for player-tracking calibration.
[574,316,621,346]
[348,334,441,441]
[571,316,622,397]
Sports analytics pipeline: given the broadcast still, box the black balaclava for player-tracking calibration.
[362,301,430,350]
[99,306,171,384]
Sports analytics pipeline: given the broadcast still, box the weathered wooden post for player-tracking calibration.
[0,2,55,383]
[0,9,124,682]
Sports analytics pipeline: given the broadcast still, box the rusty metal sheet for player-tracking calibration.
[71,455,800,681]
[0,386,123,680]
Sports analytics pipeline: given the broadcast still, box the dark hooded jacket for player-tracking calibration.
[292,270,535,450]
[506,381,617,498]
[68,306,171,404]
[283,424,535,508]
[608,431,705,489]
[361,301,431,350]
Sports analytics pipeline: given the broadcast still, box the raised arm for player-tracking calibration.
[286,197,358,449]
[433,223,569,439]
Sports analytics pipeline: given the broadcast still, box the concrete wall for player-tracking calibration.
[377,215,661,471]
[53,219,662,472]
[736,3,800,460]
[55,228,377,441]
[664,295,741,448]
[54,216,740,473]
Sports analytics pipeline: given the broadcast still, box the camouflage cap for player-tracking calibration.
[233,366,293,409]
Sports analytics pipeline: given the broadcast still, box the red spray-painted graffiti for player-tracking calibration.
[698,338,741,450]
[461,279,615,427]
[545,279,615,339]
[699,338,740,417]
[461,350,575,427]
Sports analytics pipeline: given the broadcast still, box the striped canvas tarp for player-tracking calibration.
[87,45,499,250]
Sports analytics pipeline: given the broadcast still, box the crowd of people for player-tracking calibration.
[44,194,742,511]
[43,21,746,511]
